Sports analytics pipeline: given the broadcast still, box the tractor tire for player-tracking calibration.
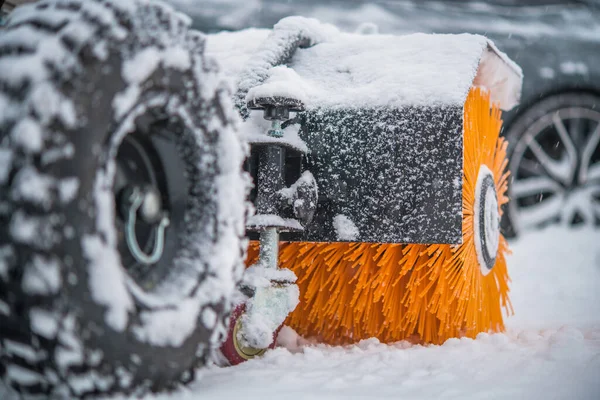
[0,0,247,397]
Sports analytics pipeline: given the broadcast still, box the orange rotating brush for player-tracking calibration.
[248,87,513,345]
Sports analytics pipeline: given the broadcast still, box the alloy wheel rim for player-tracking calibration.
[232,316,268,360]
[508,107,600,233]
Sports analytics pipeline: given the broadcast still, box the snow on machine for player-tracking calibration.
[0,0,522,397]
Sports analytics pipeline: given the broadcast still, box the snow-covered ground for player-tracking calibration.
[125,226,600,400]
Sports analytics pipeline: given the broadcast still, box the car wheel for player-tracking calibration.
[503,93,600,236]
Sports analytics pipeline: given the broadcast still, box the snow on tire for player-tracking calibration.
[0,0,247,397]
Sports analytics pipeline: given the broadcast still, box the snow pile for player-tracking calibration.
[285,31,520,111]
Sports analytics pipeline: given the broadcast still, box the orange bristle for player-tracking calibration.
[247,87,513,345]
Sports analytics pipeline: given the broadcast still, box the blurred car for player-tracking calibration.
[171,0,600,236]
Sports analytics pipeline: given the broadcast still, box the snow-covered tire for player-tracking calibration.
[0,0,247,397]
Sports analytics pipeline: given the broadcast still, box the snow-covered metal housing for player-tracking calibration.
[208,17,522,244]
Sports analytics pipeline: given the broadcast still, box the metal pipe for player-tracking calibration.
[258,227,279,270]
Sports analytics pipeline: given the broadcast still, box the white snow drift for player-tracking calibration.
[106,226,600,400]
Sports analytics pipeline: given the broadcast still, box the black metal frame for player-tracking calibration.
[248,105,464,245]
[240,25,465,245]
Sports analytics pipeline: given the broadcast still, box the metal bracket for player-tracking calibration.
[124,187,170,265]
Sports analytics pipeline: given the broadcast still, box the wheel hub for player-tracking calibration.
[232,316,268,360]
[474,165,500,275]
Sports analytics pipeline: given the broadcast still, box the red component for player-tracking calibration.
[219,303,280,366]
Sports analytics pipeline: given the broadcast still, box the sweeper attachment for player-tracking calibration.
[214,17,522,361]
[0,0,522,397]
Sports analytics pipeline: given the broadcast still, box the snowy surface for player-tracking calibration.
[279,31,521,110]
[208,20,522,111]
[106,225,600,400]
